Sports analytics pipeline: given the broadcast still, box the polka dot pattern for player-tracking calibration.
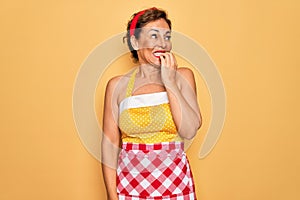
[119,69,182,144]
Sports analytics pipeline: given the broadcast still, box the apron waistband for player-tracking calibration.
[122,142,184,151]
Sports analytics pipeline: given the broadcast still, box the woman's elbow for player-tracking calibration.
[197,117,202,130]
[180,127,198,140]
[181,118,202,140]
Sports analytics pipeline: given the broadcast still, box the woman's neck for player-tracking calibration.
[137,64,161,82]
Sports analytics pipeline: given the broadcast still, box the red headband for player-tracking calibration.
[129,7,157,36]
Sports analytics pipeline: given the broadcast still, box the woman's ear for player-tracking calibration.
[130,35,139,50]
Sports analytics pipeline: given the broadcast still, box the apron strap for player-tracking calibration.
[125,68,138,97]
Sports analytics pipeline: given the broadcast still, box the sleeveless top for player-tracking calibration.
[118,69,183,144]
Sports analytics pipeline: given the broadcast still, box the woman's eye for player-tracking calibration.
[151,34,157,39]
[165,35,171,40]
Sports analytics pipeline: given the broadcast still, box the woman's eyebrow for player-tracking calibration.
[147,29,171,34]
[147,28,159,33]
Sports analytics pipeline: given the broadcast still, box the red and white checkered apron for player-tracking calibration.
[117,142,196,200]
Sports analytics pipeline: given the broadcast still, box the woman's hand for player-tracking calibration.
[160,52,178,87]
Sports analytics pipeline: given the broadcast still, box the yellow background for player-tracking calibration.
[1,0,299,199]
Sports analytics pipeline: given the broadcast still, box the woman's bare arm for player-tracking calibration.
[160,53,202,139]
[101,77,121,200]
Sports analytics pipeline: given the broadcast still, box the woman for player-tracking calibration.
[102,7,202,200]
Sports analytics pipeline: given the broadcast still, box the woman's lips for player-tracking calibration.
[153,50,166,58]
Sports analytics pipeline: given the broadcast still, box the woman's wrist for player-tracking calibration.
[107,193,118,200]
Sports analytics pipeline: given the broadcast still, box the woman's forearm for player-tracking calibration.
[166,85,202,139]
[102,164,118,200]
[101,135,119,200]
[159,55,201,139]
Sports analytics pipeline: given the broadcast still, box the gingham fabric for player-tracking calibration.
[117,142,196,199]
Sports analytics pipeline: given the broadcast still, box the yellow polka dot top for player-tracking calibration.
[119,69,183,144]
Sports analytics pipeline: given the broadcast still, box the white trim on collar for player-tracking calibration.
[119,92,169,114]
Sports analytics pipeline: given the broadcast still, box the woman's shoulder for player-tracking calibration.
[177,67,194,75]
[176,67,197,91]
[105,70,136,95]
[177,67,195,81]
[105,76,122,94]
[106,75,123,88]
[106,70,133,87]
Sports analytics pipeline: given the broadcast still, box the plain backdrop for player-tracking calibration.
[0,0,299,199]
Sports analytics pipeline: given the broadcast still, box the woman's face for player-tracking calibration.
[136,18,172,67]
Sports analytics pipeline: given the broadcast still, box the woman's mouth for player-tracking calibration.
[153,50,166,58]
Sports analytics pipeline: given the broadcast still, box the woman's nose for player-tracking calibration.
[157,35,167,49]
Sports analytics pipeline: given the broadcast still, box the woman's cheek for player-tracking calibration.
[167,41,172,51]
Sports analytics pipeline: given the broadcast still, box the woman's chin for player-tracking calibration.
[140,57,161,67]
[152,57,161,67]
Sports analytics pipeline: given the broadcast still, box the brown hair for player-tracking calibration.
[124,8,172,62]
